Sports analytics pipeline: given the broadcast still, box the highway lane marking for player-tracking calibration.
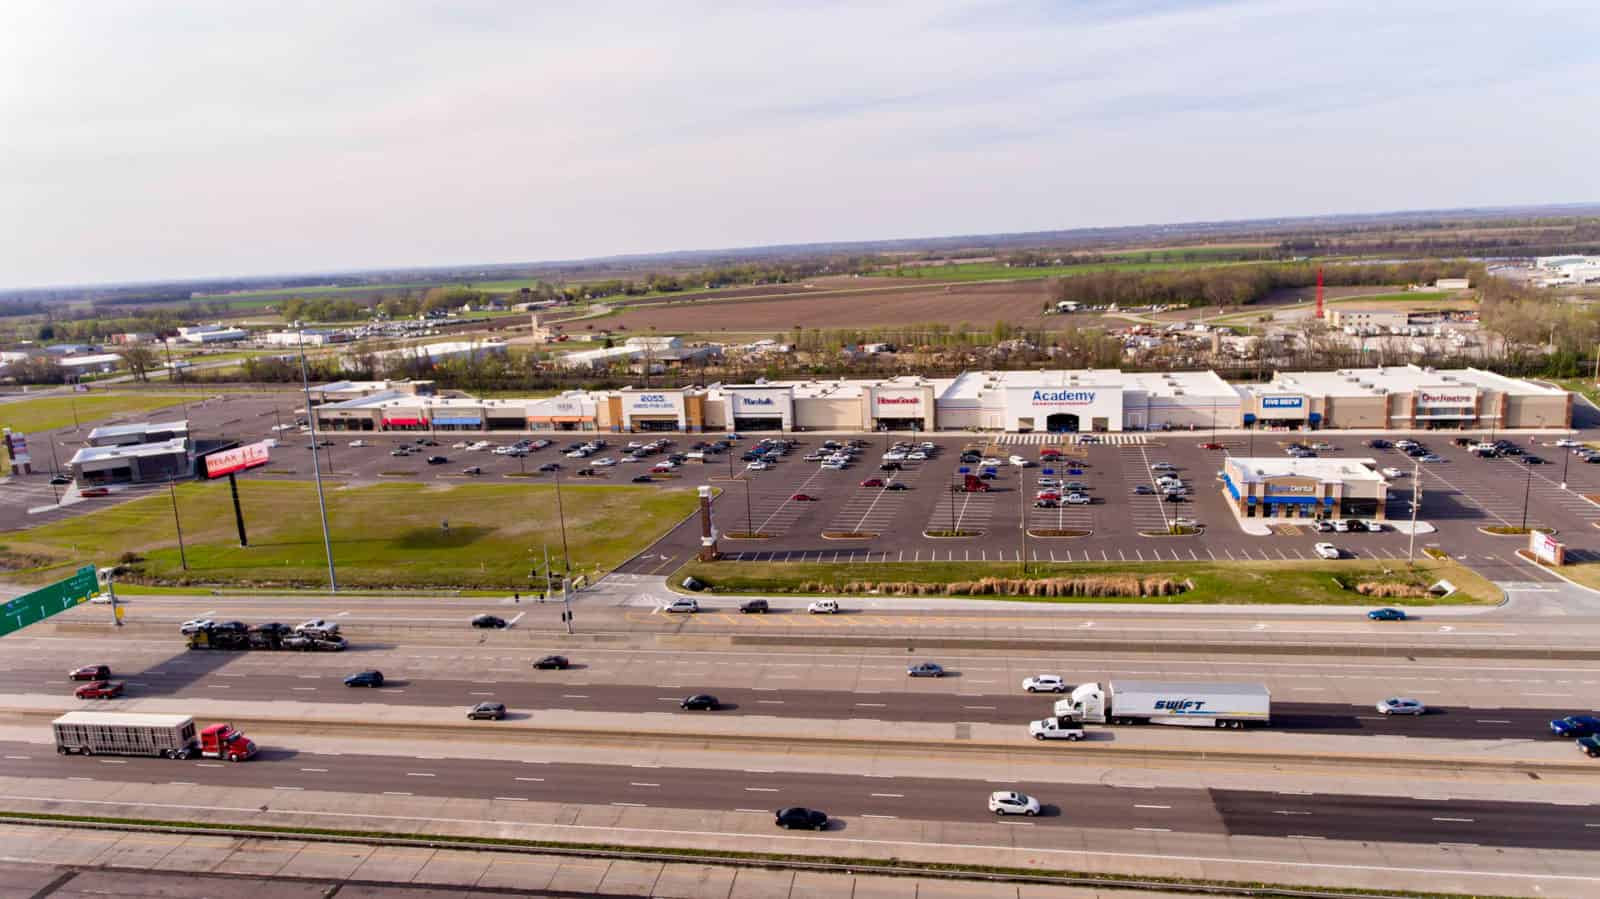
[870,793,904,798]
[273,786,302,791]
[1134,827,1170,832]
[855,702,887,707]
[861,814,897,819]
[630,764,661,769]
[735,808,768,813]
[383,791,412,796]
[493,796,528,801]
[97,760,126,765]
[12,792,1600,884]
[2,756,29,760]
[300,768,328,773]
[470,691,495,696]
[515,777,544,782]
[561,694,589,699]
[612,802,647,807]
[757,699,785,704]
[197,763,223,768]
[1134,804,1171,810]
[744,787,780,792]
[1476,719,1512,724]
[1286,834,1326,840]
[405,772,436,777]
[1273,810,1312,816]
[168,781,195,786]
[1432,817,1475,823]
[629,782,659,787]
[963,705,996,710]
[291,687,317,692]
[67,777,92,782]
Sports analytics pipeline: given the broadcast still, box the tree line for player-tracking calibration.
[1048,260,1480,309]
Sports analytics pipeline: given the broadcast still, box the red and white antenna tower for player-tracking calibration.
[1315,265,1325,319]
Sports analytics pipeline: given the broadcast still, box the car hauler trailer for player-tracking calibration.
[1054,680,1270,729]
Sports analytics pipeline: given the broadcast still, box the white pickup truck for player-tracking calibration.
[1029,717,1086,741]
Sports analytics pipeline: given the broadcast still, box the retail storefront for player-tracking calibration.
[1222,457,1387,521]
[1243,393,1319,431]
[869,385,934,431]
[527,396,598,431]
[615,389,692,432]
[726,386,794,432]
[1002,386,1122,433]
[1409,387,1478,430]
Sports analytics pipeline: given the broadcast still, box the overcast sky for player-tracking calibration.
[4,1,1597,288]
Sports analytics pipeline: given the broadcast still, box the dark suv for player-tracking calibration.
[739,599,770,614]
[344,670,384,687]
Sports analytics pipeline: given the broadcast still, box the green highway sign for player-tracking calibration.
[0,565,100,637]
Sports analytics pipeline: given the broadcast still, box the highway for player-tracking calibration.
[4,741,1592,850]
[4,662,1581,739]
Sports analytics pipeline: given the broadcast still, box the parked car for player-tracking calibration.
[1314,520,1335,532]
[1132,485,1154,495]
[344,670,385,687]
[1198,442,1224,450]
[49,474,71,485]
[790,493,816,501]
[1022,674,1067,693]
[988,791,1041,817]
[680,694,719,710]
[75,680,124,700]
[1579,735,1600,758]
[69,665,111,681]
[1314,542,1340,559]
[631,475,654,483]
[859,478,884,488]
[1377,697,1426,716]
[468,702,507,720]
[532,655,569,670]
[78,487,110,497]
[774,807,828,830]
[907,661,945,678]
[426,456,448,465]
[739,599,770,614]
[471,614,507,629]
[1367,607,1407,621]
[885,482,910,491]
[1064,493,1091,505]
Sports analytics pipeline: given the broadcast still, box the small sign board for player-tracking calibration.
[1529,530,1565,566]
[205,440,271,479]
[0,565,99,638]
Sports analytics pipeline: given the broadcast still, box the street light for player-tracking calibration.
[1520,458,1534,532]
[553,466,571,572]
[1407,457,1421,566]
[295,321,338,592]
[168,477,189,571]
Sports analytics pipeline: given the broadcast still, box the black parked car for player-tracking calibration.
[538,463,561,472]
[249,622,292,636]
[49,474,71,485]
[632,475,654,483]
[775,807,829,830]
[212,621,248,634]
[344,670,384,687]
[1521,455,1547,465]
[471,614,508,629]
[680,694,719,710]
[1367,439,1392,449]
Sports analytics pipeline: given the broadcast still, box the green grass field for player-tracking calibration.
[673,558,1497,605]
[2,480,699,589]
[0,393,191,436]
[1331,291,1453,303]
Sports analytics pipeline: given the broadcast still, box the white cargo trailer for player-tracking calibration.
[1053,680,1270,729]
[53,711,197,758]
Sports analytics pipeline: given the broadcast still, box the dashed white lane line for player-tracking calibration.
[1134,804,1171,810]
[611,802,648,808]
[630,782,660,787]
[735,808,768,814]
[493,796,528,801]
[861,814,898,819]
[405,772,436,777]
[383,791,412,796]
[1134,827,1171,832]
[870,793,904,798]
[2,756,28,761]
[274,786,303,791]
[299,768,328,773]
[1273,810,1312,816]
[1432,817,1476,823]
[515,777,544,782]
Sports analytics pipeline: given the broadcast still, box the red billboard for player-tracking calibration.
[205,441,271,479]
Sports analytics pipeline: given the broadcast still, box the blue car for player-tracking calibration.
[1367,608,1407,621]
[1550,715,1600,738]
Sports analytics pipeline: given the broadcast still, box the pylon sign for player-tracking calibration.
[0,566,100,637]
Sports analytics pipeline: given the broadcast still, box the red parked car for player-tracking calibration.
[790,493,816,501]
[69,665,111,681]
[75,681,125,700]
[859,478,883,488]
[78,487,110,497]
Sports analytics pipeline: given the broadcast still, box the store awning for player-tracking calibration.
[382,417,426,427]
[1308,412,1322,423]
[1242,413,1256,425]
[433,417,481,426]
[1222,473,1240,500]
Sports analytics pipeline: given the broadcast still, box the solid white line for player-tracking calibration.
[167,781,196,786]
[744,787,780,792]
[611,802,647,807]
[870,793,903,798]
[405,772,435,777]
[1134,804,1171,810]
[382,791,412,796]
[630,782,659,787]
[493,796,528,801]
[1432,817,1475,823]
[1134,827,1171,832]
[273,786,302,791]
[2,756,29,761]
[861,814,897,819]
[735,808,768,813]
[299,768,328,773]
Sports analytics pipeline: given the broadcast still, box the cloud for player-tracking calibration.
[1,0,1597,286]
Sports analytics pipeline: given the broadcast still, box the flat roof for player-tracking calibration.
[53,711,192,727]
[69,437,188,465]
[1227,456,1383,484]
[1266,365,1563,398]
[87,420,189,441]
[939,369,1237,402]
[57,354,123,367]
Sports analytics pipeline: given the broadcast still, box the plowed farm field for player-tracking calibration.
[606,278,1059,335]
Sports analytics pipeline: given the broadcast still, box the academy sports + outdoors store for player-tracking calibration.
[309,366,1569,435]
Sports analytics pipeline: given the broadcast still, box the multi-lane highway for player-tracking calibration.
[5,742,1593,850]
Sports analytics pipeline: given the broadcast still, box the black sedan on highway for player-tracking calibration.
[775,807,828,830]
[472,615,508,629]
[680,694,719,710]
[532,655,569,670]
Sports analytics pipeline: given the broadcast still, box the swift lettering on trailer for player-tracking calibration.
[1153,698,1211,713]
[1031,390,1096,405]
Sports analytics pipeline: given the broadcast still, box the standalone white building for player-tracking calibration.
[178,324,248,344]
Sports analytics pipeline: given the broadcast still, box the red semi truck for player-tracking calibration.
[951,474,991,493]
[52,712,258,761]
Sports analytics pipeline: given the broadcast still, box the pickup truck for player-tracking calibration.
[1029,717,1086,741]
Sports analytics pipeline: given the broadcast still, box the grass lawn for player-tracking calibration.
[2,480,698,589]
[0,393,191,436]
[673,558,1498,605]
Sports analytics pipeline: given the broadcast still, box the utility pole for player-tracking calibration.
[553,467,570,572]
[296,321,338,592]
[1561,442,1571,491]
[743,478,753,536]
[562,572,574,635]
[543,544,552,601]
[1520,458,1534,532]
[1018,476,1028,574]
[168,478,189,571]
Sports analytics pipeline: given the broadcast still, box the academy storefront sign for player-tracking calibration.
[1030,390,1097,406]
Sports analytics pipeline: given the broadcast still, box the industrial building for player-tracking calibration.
[556,336,720,372]
[262,329,350,347]
[1238,365,1570,431]
[177,324,248,344]
[1222,457,1389,521]
[343,339,508,371]
[56,354,124,376]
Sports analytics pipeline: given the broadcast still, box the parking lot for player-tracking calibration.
[4,388,1596,586]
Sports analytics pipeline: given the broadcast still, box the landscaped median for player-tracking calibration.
[671,558,1499,605]
[0,480,699,590]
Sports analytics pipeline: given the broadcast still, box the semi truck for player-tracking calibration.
[951,474,991,493]
[186,628,345,651]
[52,712,258,760]
[1053,680,1270,729]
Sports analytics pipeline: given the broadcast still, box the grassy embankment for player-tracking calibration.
[0,481,698,590]
[673,559,1497,606]
[0,393,191,435]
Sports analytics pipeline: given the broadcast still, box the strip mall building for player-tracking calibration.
[308,365,1570,435]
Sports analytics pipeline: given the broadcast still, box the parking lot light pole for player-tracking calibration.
[1561,445,1571,491]
[1018,479,1028,575]
[1520,460,1534,532]
[744,478,753,537]
[553,467,571,573]
[1408,458,1420,566]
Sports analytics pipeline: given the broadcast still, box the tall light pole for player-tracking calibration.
[296,321,338,592]
[1520,458,1534,532]
[553,466,570,572]
[168,478,189,571]
[1407,458,1420,566]
[1561,442,1571,491]
[1018,473,1029,574]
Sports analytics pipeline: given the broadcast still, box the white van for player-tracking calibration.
[807,599,840,614]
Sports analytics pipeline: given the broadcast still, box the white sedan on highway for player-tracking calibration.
[1377,697,1427,716]
[1314,542,1341,559]
[348,439,369,447]
[1022,674,1068,693]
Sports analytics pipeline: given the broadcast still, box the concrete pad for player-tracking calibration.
[0,861,68,895]
[277,840,374,881]
[795,870,887,899]
[208,838,307,877]
[471,854,563,892]
[148,834,246,873]
[86,833,181,870]
[410,847,497,887]
[729,867,795,898]
[906,879,1018,899]
[337,887,474,899]
[544,858,614,894]
[56,869,332,899]
[595,858,664,895]
[349,845,436,883]
[650,861,737,899]
[0,826,121,866]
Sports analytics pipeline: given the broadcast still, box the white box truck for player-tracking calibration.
[1053,680,1270,729]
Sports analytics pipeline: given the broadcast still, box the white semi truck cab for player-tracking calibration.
[1054,680,1270,729]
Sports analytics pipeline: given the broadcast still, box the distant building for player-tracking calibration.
[262,329,350,347]
[56,354,124,375]
[1434,278,1470,290]
[178,324,248,344]
[69,438,191,486]
[555,336,718,371]
[86,419,189,447]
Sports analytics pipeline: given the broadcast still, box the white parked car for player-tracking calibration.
[179,618,215,635]
[1150,462,1177,471]
[988,791,1041,816]
[348,440,369,448]
[1381,467,1404,478]
[1009,455,1033,467]
[908,451,928,461]
[746,460,770,471]
[451,442,469,449]
[980,457,1003,468]
[663,598,699,613]
[1556,438,1581,448]
[1314,542,1341,560]
[1064,493,1091,505]
[806,600,840,614]
[1022,674,1068,693]
[883,451,908,462]
[1332,520,1351,533]
[564,449,589,458]
[591,457,617,467]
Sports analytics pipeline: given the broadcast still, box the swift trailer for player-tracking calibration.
[1054,680,1270,729]
[52,712,257,760]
